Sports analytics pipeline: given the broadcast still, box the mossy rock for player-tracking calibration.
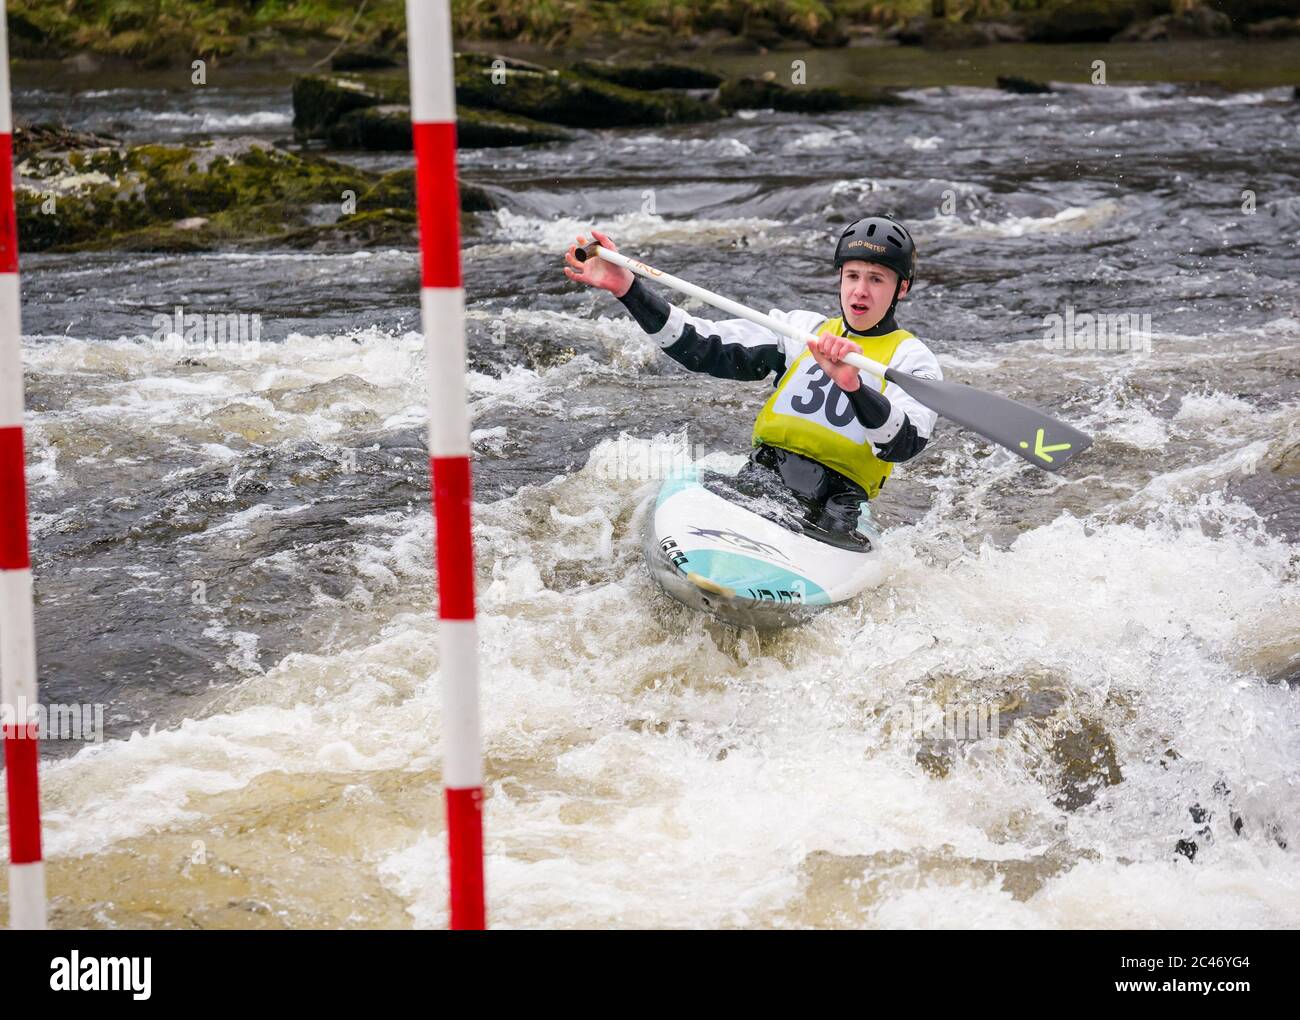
[454,52,554,75]
[48,224,218,254]
[292,74,406,140]
[14,120,122,162]
[360,169,496,213]
[1049,719,1123,811]
[457,108,571,148]
[331,47,400,71]
[17,135,496,252]
[1027,1,1170,43]
[360,169,418,210]
[275,209,419,251]
[717,76,906,113]
[322,103,570,151]
[453,64,722,127]
[296,63,719,137]
[328,105,412,150]
[16,139,370,251]
[568,60,725,91]
[459,181,495,213]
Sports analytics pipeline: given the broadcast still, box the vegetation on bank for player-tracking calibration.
[8,0,1299,65]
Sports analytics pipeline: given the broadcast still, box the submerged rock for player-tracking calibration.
[327,105,413,151]
[1048,718,1123,810]
[717,76,907,112]
[358,168,496,213]
[456,108,571,148]
[275,208,417,251]
[294,72,577,149]
[997,75,1054,94]
[292,74,406,141]
[330,47,400,71]
[452,62,722,128]
[568,60,725,91]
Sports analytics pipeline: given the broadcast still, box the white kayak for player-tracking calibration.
[643,464,885,629]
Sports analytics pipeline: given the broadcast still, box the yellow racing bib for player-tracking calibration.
[751,318,913,499]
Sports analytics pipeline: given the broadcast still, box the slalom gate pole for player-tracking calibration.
[0,4,47,930]
[405,0,486,929]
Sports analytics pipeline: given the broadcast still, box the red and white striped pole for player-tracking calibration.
[405,1,485,929]
[0,7,47,930]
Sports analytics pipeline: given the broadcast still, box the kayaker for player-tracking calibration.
[563,216,942,539]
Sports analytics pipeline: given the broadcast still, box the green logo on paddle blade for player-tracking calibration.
[1018,428,1073,463]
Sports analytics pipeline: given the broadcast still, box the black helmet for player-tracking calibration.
[834,215,916,286]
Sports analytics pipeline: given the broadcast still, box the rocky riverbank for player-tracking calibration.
[22,27,1299,253]
[292,53,906,151]
[16,47,911,251]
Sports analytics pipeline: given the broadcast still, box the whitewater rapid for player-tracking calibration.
[4,72,1299,927]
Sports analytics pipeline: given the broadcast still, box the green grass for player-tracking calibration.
[3,0,1265,62]
[2,0,1026,61]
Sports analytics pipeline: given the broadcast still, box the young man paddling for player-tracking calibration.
[563,216,942,543]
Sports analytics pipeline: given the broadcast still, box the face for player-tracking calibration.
[839,260,908,331]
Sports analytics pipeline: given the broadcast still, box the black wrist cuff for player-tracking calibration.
[615,277,671,334]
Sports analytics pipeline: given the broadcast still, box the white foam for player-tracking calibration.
[8,430,1297,927]
[931,201,1123,239]
[481,209,784,255]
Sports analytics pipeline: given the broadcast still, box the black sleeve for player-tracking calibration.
[616,276,671,333]
[616,277,787,383]
[845,384,930,463]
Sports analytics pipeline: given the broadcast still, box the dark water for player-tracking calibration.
[3,47,1299,928]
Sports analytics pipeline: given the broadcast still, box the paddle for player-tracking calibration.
[575,242,1092,472]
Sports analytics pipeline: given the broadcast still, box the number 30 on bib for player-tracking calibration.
[772,358,869,442]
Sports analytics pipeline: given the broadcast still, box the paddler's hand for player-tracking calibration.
[564,228,634,297]
[807,332,864,392]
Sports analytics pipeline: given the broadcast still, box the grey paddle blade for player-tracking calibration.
[885,369,1093,472]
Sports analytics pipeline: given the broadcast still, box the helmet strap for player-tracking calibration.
[886,277,903,318]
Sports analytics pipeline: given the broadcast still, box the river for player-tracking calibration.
[3,42,1299,927]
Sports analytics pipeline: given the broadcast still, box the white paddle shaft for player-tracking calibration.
[583,244,887,383]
